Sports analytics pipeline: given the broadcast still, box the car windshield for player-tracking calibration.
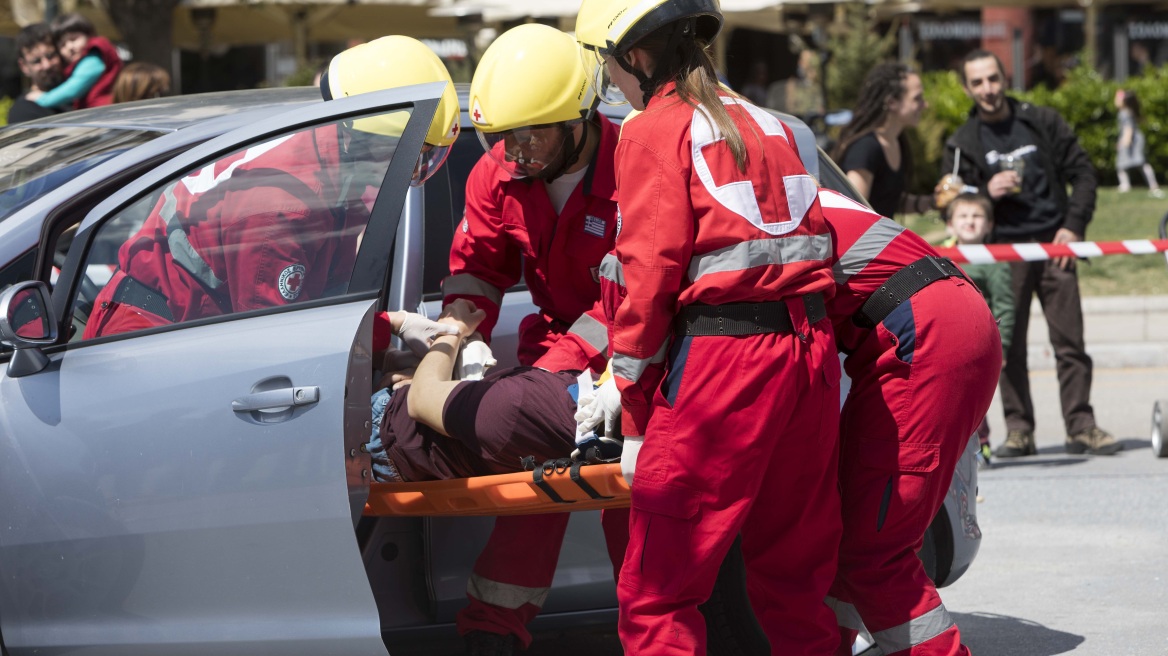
[0,125,160,220]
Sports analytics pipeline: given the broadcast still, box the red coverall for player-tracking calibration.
[84,126,369,340]
[443,114,620,364]
[610,85,842,656]
[448,116,628,648]
[818,190,1001,656]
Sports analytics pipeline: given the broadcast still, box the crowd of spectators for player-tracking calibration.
[7,14,169,125]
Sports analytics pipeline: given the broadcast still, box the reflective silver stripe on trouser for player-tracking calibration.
[832,218,907,285]
[466,573,549,610]
[612,341,668,384]
[824,596,865,631]
[599,252,624,287]
[871,604,957,654]
[442,273,504,308]
[161,187,226,290]
[567,312,608,356]
[688,233,833,283]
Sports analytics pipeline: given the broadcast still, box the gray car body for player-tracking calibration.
[0,85,979,654]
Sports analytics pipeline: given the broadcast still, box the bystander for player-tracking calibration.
[942,49,1120,457]
[7,24,65,125]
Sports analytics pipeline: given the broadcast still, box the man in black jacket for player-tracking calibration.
[8,24,65,125]
[942,50,1120,457]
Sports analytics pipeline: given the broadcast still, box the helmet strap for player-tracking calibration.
[538,121,591,183]
[616,17,697,107]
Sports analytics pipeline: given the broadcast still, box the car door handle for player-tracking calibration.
[231,386,320,413]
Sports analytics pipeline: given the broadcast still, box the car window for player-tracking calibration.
[72,108,413,341]
[0,127,159,220]
[817,149,869,207]
[422,129,482,299]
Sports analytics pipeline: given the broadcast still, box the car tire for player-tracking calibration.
[703,518,955,655]
[1152,399,1168,458]
[701,535,771,656]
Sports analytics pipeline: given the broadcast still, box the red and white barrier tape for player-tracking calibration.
[935,239,1168,264]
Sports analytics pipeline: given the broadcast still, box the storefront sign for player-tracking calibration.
[1129,22,1168,40]
[918,20,1008,41]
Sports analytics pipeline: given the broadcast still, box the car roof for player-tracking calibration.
[14,87,323,134]
[453,83,820,178]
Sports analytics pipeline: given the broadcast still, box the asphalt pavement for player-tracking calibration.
[942,365,1168,656]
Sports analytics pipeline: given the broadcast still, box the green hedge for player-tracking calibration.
[0,97,12,127]
[912,62,1168,192]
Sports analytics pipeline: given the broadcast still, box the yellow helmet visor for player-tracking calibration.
[476,120,581,179]
[581,48,629,106]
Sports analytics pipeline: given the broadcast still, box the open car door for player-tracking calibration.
[0,84,446,655]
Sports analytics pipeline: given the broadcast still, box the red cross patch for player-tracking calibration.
[278,264,307,301]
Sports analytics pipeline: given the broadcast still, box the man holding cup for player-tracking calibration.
[941,49,1120,457]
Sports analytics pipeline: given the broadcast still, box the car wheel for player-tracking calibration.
[703,516,955,655]
[1152,399,1168,458]
[701,536,771,656]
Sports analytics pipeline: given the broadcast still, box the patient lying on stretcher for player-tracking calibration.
[367,300,618,483]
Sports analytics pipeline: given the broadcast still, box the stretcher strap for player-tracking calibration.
[522,457,613,503]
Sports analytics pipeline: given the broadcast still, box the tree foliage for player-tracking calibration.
[825,4,897,111]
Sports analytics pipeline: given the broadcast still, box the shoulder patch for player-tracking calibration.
[278,264,307,301]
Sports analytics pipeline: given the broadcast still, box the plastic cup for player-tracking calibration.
[937,173,963,209]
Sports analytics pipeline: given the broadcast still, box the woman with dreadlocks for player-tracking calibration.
[576,0,843,653]
[834,62,938,219]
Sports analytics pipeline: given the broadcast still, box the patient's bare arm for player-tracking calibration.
[406,300,486,436]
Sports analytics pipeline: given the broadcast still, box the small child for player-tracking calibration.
[944,193,1015,468]
[1115,89,1163,198]
[34,13,123,111]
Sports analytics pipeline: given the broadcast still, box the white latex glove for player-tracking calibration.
[574,375,621,443]
[621,436,644,487]
[573,371,598,445]
[456,339,497,381]
[398,312,459,357]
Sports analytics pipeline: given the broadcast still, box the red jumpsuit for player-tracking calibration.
[449,116,628,648]
[819,190,1001,656]
[611,85,842,655]
[443,114,620,365]
[85,126,367,339]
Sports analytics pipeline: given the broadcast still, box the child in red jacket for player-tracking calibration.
[34,13,122,110]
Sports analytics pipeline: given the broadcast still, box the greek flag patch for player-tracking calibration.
[583,214,607,238]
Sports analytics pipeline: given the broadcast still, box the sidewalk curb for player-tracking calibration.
[1025,295,1168,369]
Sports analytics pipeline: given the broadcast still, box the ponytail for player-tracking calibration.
[634,25,751,172]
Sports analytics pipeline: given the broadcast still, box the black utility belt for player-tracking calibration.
[675,293,826,337]
[854,256,966,329]
[110,275,175,322]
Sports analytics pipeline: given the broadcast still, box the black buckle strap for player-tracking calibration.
[855,256,966,329]
[109,275,174,322]
[674,293,826,337]
[521,456,612,503]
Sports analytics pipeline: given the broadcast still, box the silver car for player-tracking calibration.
[0,84,979,655]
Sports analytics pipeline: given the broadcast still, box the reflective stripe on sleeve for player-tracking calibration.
[612,341,667,384]
[824,596,865,631]
[599,252,624,287]
[567,312,609,355]
[161,187,226,290]
[688,233,832,283]
[832,218,906,285]
[466,573,549,610]
[442,273,504,307]
[871,604,955,654]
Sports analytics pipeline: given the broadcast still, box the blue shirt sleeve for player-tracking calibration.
[35,54,106,108]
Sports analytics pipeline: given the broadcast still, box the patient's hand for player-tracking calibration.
[377,349,421,391]
[439,299,486,338]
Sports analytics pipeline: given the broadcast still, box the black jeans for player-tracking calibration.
[1000,258,1096,436]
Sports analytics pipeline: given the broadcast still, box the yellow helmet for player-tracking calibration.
[575,0,723,105]
[323,35,460,185]
[469,24,599,179]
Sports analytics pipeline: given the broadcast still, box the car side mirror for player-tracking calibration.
[0,281,58,377]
